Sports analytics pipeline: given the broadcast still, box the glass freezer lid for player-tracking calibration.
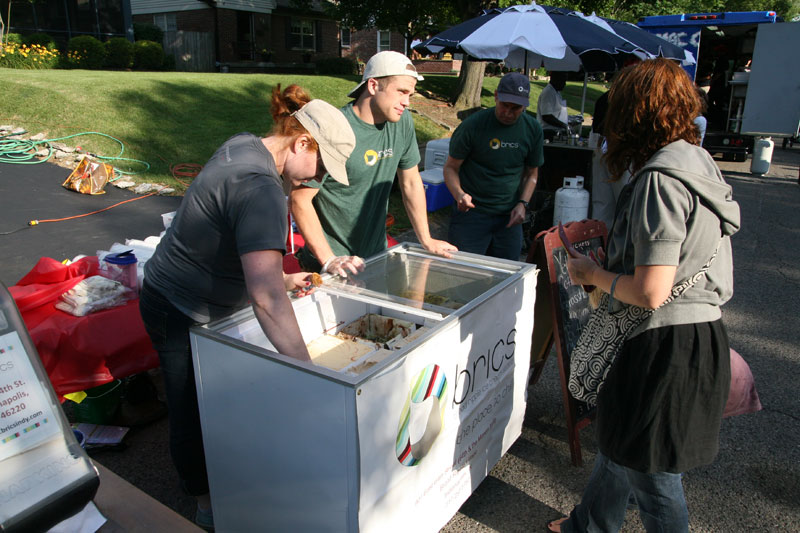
[323,247,517,312]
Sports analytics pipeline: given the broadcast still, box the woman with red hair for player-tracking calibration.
[140,84,355,530]
[549,59,741,532]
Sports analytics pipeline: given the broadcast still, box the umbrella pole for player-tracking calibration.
[581,71,588,119]
[524,50,528,77]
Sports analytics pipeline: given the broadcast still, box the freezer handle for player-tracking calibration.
[397,249,520,274]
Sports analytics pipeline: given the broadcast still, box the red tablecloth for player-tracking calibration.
[9,257,159,399]
[12,232,400,396]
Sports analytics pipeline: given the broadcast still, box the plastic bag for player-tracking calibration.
[55,275,134,317]
[62,156,113,195]
[8,257,159,399]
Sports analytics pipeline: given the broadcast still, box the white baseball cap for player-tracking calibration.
[348,51,424,98]
[292,100,356,185]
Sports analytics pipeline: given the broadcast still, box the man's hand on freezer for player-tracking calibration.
[322,255,365,278]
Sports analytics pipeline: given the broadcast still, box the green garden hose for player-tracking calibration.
[0,130,150,180]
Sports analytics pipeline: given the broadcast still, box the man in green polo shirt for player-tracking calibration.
[443,72,544,260]
[291,51,456,276]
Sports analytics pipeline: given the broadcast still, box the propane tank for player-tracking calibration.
[750,137,774,175]
[553,176,590,225]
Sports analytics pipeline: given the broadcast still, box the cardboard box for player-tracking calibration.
[420,168,454,212]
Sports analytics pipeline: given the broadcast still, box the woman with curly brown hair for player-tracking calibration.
[140,84,355,530]
[548,59,741,532]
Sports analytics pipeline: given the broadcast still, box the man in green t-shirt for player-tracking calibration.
[291,51,457,276]
[443,72,544,261]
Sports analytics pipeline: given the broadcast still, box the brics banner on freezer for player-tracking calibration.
[356,274,536,532]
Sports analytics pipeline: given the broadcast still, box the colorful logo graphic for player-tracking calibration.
[395,364,447,466]
[489,138,520,150]
[363,148,393,166]
[364,149,379,166]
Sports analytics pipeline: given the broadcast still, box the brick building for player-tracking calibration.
[130,0,341,70]
[341,28,408,64]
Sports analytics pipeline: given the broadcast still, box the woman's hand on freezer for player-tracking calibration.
[284,272,316,297]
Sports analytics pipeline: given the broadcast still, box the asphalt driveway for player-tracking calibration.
[1,147,798,532]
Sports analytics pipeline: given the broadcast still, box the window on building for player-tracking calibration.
[340,27,351,48]
[74,0,95,33]
[153,13,177,32]
[378,30,391,52]
[290,18,316,50]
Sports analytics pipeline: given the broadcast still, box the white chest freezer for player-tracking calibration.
[190,244,538,532]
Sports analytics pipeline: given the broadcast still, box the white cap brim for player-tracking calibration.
[348,51,424,98]
[319,142,349,186]
[292,99,356,186]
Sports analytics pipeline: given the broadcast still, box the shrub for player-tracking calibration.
[485,62,501,76]
[5,33,23,45]
[315,56,359,75]
[67,35,107,69]
[133,22,163,43]
[0,42,60,69]
[25,32,57,50]
[105,37,134,68]
[133,40,164,70]
[162,53,176,71]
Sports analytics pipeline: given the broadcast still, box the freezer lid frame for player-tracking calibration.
[320,243,530,314]
[191,243,536,386]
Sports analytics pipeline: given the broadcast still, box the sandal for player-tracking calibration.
[547,517,568,532]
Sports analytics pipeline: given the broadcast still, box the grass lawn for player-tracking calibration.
[420,73,608,118]
[1,68,604,235]
[0,69,449,189]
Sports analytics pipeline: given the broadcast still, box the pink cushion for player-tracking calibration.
[724,348,762,418]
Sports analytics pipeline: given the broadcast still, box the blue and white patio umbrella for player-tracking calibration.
[415,4,640,72]
[415,3,695,115]
[542,6,695,65]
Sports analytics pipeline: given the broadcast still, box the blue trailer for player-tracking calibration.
[638,11,781,161]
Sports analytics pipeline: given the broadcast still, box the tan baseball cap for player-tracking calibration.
[348,51,424,98]
[292,99,356,185]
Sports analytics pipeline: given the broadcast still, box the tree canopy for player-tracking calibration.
[318,0,798,44]
[308,0,799,109]
[506,0,798,23]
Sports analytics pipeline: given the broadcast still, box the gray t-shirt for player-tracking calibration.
[145,133,288,322]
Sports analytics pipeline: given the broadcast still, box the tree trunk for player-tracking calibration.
[452,58,486,111]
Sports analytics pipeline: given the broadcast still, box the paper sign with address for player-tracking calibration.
[0,331,61,462]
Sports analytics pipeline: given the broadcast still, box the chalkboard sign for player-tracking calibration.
[539,219,607,466]
[551,238,604,358]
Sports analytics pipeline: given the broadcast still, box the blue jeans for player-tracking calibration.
[139,280,209,496]
[447,208,523,260]
[562,453,688,533]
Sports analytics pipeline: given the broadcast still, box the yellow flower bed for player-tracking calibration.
[0,42,60,69]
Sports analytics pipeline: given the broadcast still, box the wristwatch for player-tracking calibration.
[517,199,529,209]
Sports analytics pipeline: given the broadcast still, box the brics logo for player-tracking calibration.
[364,148,394,166]
[364,150,379,166]
[489,138,519,150]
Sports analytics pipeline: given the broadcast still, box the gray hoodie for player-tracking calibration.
[607,140,741,334]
